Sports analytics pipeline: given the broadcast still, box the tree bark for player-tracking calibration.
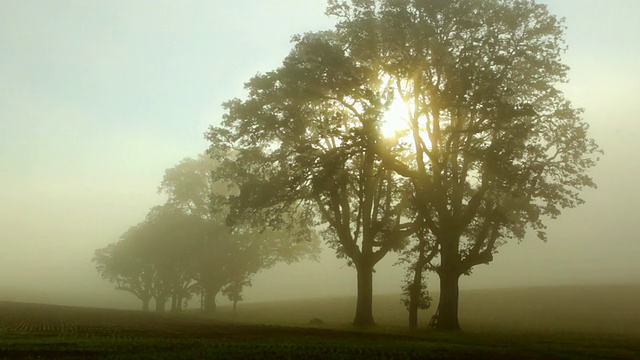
[203,284,223,314]
[155,296,167,313]
[204,292,217,313]
[232,300,238,318]
[200,288,204,309]
[352,262,375,327]
[408,275,421,329]
[170,293,178,312]
[177,295,184,312]
[408,241,430,329]
[141,297,150,312]
[436,267,461,331]
[408,296,419,329]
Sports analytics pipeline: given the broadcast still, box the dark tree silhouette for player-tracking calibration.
[207,34,417,326]
[207,0,600,330]
[94,155,320,314]
[94,205,206,312]
[158,155,321,313]
[327,0,601,330]
[135,205,204,313]
[93,239,155,311]
[398,224,437,329]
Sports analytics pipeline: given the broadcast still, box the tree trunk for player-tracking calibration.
[352,262,375,327]
[408,275,421,329]
[232,300,238,318]
[436,268,461,331]
[177,295,184,312]
[170,293,178,312]
[155,296,167,313]
[141,297,150,312]
[203,285,222,314]
[200,288,205,309]
[204,292,217,313]
[408,230,433,329]
[201,276,224,314]
[408,296,419,329]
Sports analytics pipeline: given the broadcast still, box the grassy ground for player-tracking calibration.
[225,284,640,335]
[1,285,639,359]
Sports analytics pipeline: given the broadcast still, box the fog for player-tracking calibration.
[1,0,639,310]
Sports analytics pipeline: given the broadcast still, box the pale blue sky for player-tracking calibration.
[0,1,639,308]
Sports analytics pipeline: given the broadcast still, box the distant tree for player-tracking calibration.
[94,205,206,313]
[93,230,155,311]
[221,271,251,317]
[134,205,205,313]
[158,155,321,313]
[397,224,437,329]
[159,154,223,221]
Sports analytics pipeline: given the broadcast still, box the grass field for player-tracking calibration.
[1,285,639,359]
[223,284,640,335]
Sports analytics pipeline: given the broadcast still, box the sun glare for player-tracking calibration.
[381,97,410,139]
[380,93,432,152]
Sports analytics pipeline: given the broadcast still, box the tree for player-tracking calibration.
[207,31,421,326]
[397,223,437,329]
[135,205,204,313]
[159,155,321,313]
[93,205,206,312]
[327,0,601,330]
[221,259,252,317]
[159,154,223,221]
[208,0,600,330]
[93,228,157,312]
[94,154,319,314]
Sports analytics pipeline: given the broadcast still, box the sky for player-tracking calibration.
[0,0,639,309]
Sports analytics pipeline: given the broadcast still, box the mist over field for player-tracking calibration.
[1,0,639,320]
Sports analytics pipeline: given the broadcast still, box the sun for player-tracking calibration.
[381,96,411,139]
[379,93,432,151]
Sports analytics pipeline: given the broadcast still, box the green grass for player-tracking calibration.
[1,328,639,359]
[219,284,640,336]
[1,285,640,359]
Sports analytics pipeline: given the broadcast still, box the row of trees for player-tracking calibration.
[95,0,600,331]
[93,156,319,313]
[206,0,600,331]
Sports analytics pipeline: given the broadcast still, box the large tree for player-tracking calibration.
[208,0,600,330]
[327,0,601,330]
[207,31,420,326]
